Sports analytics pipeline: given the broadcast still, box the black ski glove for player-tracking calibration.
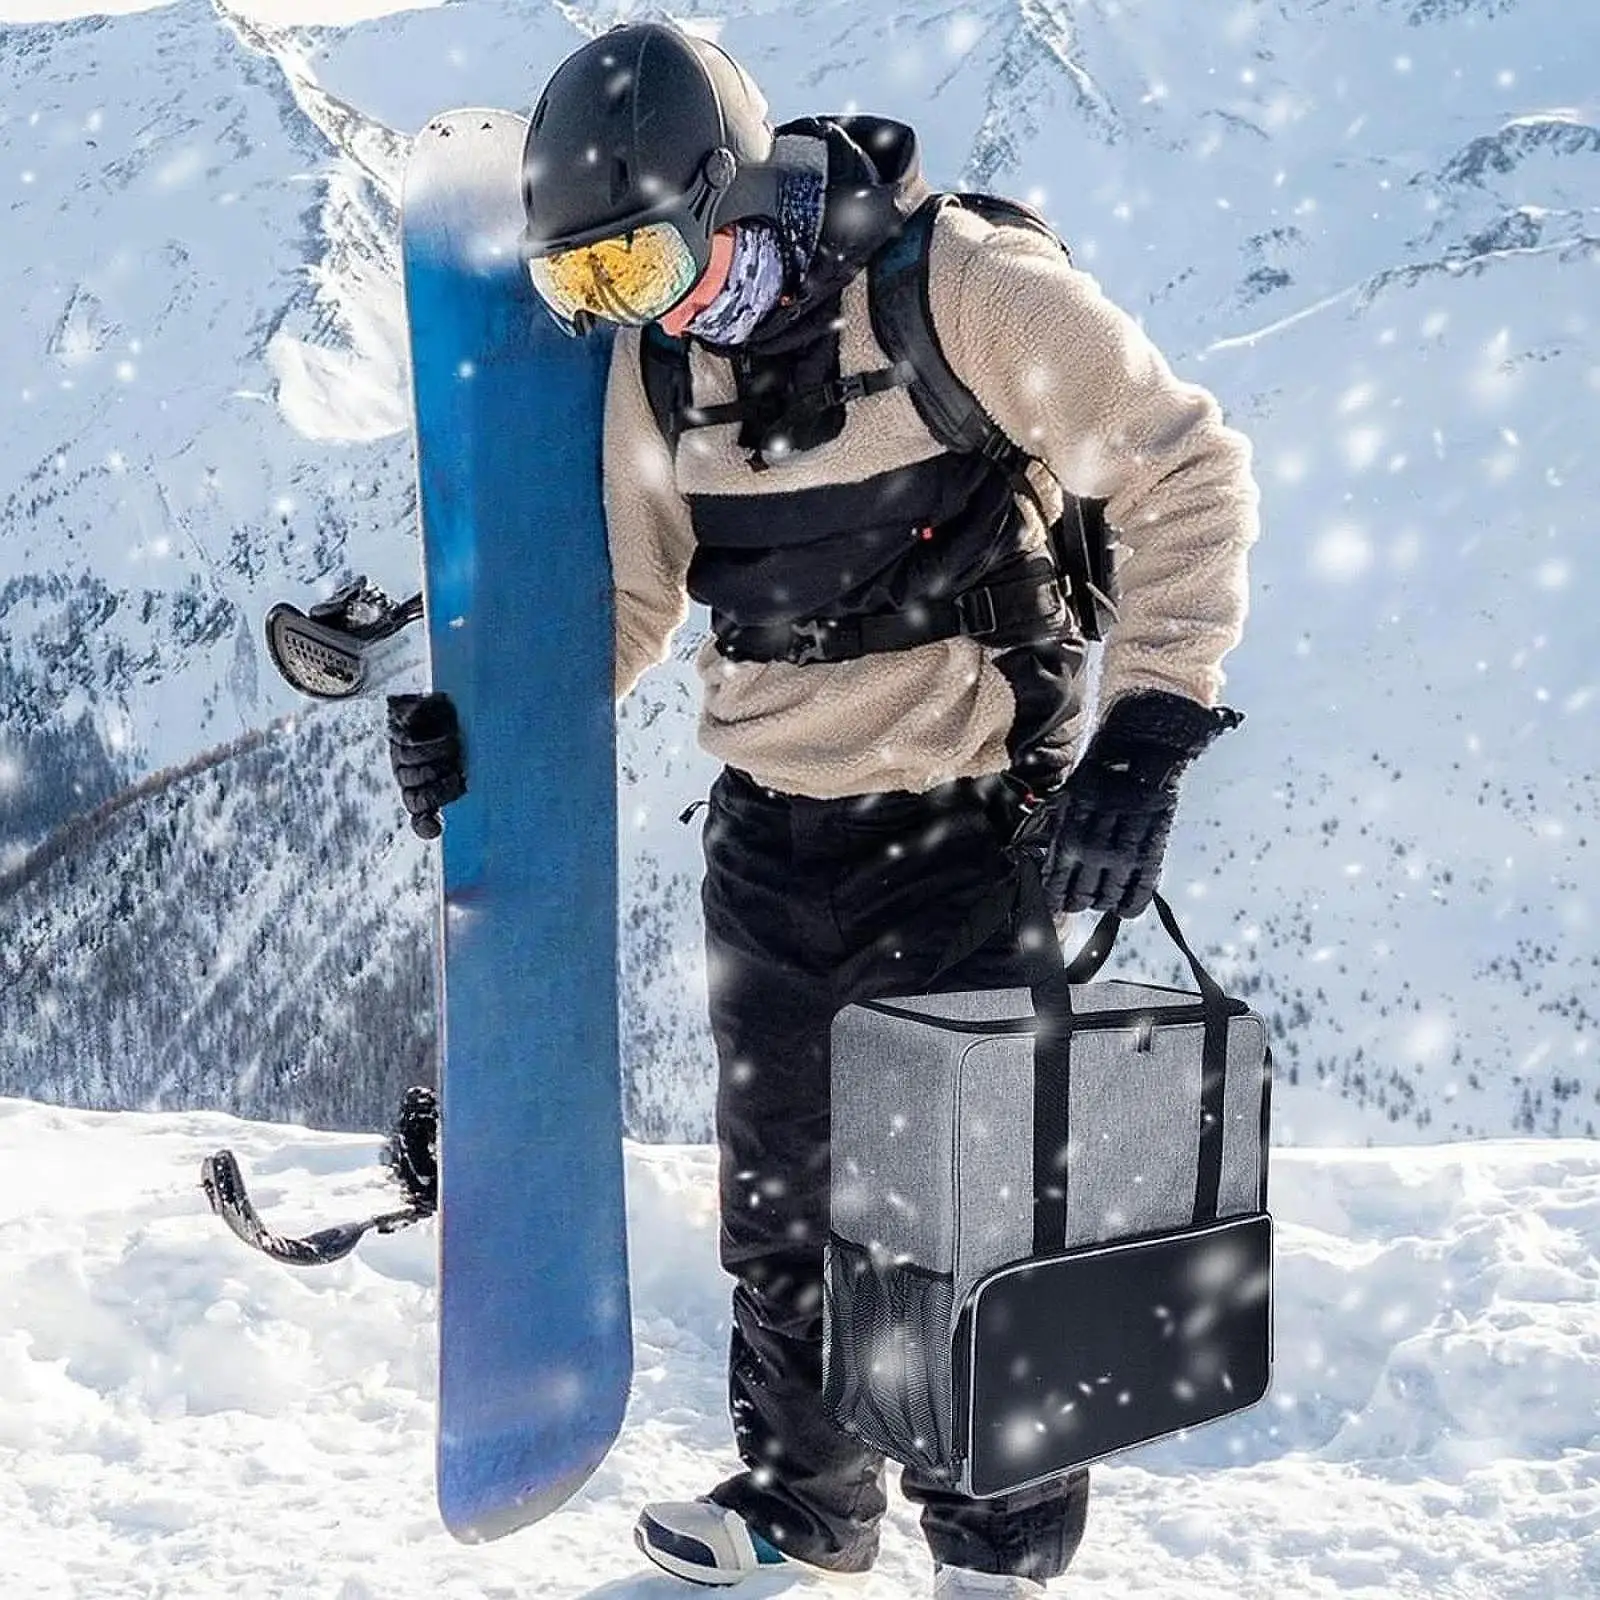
[1013,690,1242,919]
[387,691,465,841]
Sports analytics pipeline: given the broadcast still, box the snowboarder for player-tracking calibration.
[387,21,1260,1597]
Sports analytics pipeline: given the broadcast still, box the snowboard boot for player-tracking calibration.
[634,1499,789,1586]
[933,1566,1047,1598]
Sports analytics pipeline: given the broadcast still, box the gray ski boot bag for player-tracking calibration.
[822,894,1273,1497]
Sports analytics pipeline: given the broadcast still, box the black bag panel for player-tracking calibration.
[822,1232,959,1482]
[683,452,996,553]
[954,1212,1274,1497]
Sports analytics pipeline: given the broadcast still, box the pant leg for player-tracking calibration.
[899,1472,1090,1584]
[700,767,1090,1581]
[700,769,887,1573]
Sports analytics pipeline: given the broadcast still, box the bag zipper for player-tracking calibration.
[857,998,1249,1034]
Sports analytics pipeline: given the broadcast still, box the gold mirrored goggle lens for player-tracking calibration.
[528,223,700,326]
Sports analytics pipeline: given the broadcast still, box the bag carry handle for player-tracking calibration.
[1054,893,1227,1002]
[1030,892,1236,1251]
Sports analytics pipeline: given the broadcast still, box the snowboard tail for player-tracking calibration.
[402,110,628,1543]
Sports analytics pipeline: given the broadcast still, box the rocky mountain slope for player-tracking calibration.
[1,0,1595,1142]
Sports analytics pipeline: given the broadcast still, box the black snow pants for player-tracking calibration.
[699,764,1091,1580]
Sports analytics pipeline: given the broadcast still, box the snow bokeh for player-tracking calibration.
[0,6,1594,1591]
[0,0,1596,1141]
[0,1098,1595,1598]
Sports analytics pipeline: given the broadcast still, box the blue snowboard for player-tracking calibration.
[401,108,628,1543]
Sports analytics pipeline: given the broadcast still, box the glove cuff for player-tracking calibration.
[388,690,461,745]
[1079,690,1243,791]
[1097,690,1243,762]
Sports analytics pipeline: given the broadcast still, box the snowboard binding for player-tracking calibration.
[381,1085,439,1214]
[201,1086,438,1268]
[266,578,424,700]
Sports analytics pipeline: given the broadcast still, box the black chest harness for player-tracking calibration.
[640,193,1118,667]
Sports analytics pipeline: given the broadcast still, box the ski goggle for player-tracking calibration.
[527,222,702,328]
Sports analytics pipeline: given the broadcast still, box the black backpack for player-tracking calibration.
[641,192,1119,643]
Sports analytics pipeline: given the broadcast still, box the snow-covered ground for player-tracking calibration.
[1,1097,1595,1599]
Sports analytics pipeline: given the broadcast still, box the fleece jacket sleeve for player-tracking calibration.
[601,329,698,702]
[930,212,1261,714]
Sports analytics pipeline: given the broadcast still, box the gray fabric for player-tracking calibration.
[1218,1015,1269,1217]
[830,988,1271,1276]
[827,972,1270,1491]
[857,988,1032,1025]
[951,1037,1035,1306]
[830,1004,961,1271]
[870,977,1232,1022]
[1062,1022,1203,1249]
[1067,978,1211,1013]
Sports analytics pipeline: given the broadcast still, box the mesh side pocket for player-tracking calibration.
[823,1232,958,1481]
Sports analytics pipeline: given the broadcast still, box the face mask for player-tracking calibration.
[683,222,788,346]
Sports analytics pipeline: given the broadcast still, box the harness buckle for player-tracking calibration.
[955,586,999,638]
[787,619,838,665]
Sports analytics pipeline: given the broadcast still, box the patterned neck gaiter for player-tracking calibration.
[685,221,787,346]
[686,136,829,347]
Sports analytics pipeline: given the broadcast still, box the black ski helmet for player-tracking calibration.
[519,23,784,283]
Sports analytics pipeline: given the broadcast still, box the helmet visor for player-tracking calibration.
[527,222,702,328]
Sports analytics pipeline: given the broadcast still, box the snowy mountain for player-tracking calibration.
[1,0,1596,1142]
[0,1098,1595,1598]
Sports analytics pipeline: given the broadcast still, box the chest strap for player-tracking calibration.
[680,363,915,433]
[716,560,1068,665]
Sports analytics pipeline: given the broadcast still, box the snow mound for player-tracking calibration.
[0,1098,1594,1598]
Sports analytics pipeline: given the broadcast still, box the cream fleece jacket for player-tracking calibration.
[601,205,1260,800]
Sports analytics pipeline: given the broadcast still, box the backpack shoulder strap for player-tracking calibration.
[869,195,1004,463]
[639,323,692,454]
[868,193,1118,641]
[867,192,1070,466]
[951,191,1070,259]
